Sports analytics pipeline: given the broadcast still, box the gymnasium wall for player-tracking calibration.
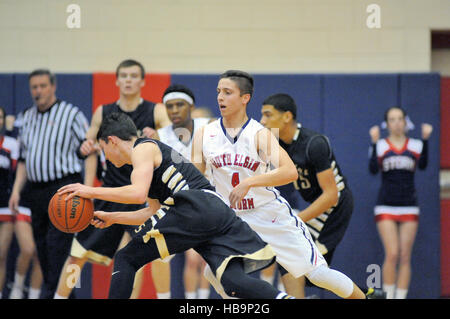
[1,0,450,73]
[0,72,441,298]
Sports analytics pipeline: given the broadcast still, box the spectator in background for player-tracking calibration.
[0,108,42,299]
[369,106,432,299]
[8,69,89,298]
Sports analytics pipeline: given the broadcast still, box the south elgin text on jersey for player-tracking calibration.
[209,153,261,172]
[202,119,280,212]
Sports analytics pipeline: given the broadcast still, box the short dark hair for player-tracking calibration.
[116,59,145,79]
[163,84,196,104]
[219,70,254,97]
[97,112,138,142]
[28,69,56,85]
[262,93,297,120]
[384,106,406,122]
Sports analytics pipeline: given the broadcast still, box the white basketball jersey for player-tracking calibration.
[202,118,280,211]
[158,117,210,161]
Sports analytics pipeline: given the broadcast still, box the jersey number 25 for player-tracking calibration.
[293,167,311,189]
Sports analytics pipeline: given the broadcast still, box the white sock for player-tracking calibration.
[156,292,171,299]
[197,288,210,299]
[395,288,408,299]
[9,284,23,299]
[275,292,294,299]
[13,272,25,288]
[383,284,395,299]
[185,291,196,299]
[28,288,41,299]
[276,292,288,299]
[54,292,69,299]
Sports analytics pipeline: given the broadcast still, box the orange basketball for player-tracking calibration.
[48,192,94,233]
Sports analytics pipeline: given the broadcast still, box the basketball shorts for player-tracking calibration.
[303,188,354,264]
[236,195,327,278]
[70,199,144,266]
[131,189,276,282]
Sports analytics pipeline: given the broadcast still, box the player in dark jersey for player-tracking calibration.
[54,59,172,299]
[58,112,293,299]
[369,106,432,299]
[259,93,383,299]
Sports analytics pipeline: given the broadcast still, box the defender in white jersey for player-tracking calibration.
[158,115,210,162]
[158,84,213,299]
[192,70,367,299]
[203,118,279,210]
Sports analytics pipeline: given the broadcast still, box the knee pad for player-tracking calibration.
[306,265,354,298]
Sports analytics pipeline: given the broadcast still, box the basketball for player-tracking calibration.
[48,192,94,233]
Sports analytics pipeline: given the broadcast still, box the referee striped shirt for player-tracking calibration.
[18,99,89,183]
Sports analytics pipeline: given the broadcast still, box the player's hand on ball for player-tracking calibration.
[90,211,113,228]
[57,183,94,200]
[421,123,433,140]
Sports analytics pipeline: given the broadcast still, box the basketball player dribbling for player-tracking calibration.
[58,112,292,299]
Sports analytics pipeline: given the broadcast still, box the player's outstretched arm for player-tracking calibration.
[247,127,297,187]
[91,199,160,227]
[58,142,156,204]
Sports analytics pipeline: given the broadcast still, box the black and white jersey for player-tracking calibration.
[134,138,214,205]
[279,124,353,255]
[280,124,348,204]
[101,99,156,187]
[18,100,88,182]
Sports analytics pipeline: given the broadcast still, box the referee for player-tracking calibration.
[8,69,89,299]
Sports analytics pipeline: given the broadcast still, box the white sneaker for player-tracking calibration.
[9,286,23,299]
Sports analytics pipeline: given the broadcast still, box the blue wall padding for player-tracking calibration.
[12,73,93,119]
[0,74,14,115]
